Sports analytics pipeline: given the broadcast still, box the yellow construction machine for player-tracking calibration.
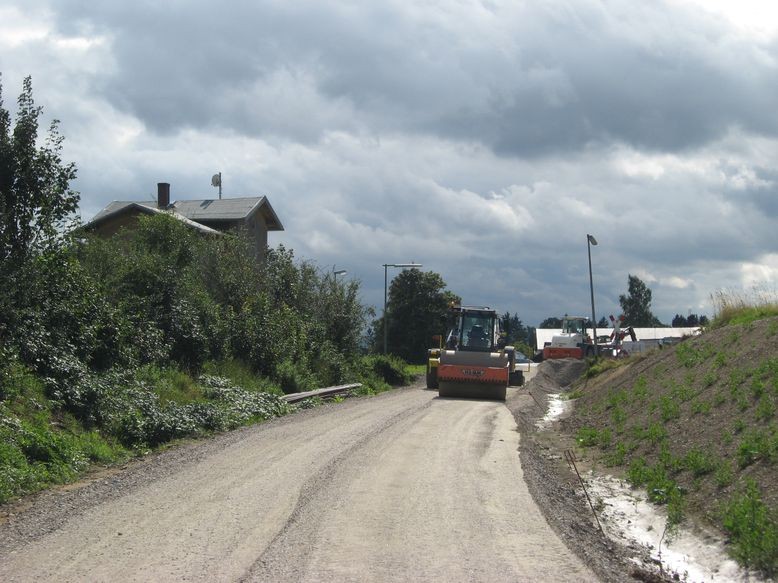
[426,305,524,400]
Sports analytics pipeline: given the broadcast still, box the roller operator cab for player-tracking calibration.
[426,306,524,401]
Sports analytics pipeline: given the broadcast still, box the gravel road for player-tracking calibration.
[1,382,597,582]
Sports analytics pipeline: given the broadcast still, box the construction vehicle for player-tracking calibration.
[541,316,597,360]
[426,305,524,401]
[602,314,637,358]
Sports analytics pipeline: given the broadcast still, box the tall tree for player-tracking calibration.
[597,316,609,328]
[0,75,79,264]
[376,269,460,362]
[672,314,687,327]
[500,312,527,346]
[619,274,660,326]
[539,316,563,328]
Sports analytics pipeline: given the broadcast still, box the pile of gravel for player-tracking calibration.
[536,359,588,391]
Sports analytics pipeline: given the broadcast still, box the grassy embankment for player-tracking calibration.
[0,355,415,506]
[570,293,778,576]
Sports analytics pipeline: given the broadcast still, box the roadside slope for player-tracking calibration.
[564,317,778,576]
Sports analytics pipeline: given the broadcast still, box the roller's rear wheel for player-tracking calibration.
[426,364,439,389]
[438,382,506,401]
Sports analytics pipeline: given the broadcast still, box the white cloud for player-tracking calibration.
[0,6,50,48]
[3,0,778,326]
[672,0,778,40]
[741,254,778,289]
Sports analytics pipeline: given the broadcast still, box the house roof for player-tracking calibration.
[171,197,284,230]
[87,196,284,232]
[86,202,221,235]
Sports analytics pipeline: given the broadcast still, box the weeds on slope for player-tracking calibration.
[571,318,778,575]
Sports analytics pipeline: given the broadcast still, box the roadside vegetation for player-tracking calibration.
[0,76,414,505]
[568,294,778,576]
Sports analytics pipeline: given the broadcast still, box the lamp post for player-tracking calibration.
[333,267,347,279]
[383,262,423,354]
[587,234,598,354]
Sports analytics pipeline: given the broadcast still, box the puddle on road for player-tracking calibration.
[586,475,765,583]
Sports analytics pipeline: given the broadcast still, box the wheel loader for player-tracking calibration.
[426,305,524,401]
[542,316,597,360]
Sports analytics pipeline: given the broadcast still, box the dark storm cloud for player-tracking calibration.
[44,0,778,155]
[7,0,778,325]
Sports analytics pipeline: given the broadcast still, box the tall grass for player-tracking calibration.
[710,286,778,328]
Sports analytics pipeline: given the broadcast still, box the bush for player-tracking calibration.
[359,354,413,386]
[721,480,778,575]
[274,360,317,394]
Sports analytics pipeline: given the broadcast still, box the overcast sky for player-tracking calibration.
[2,0,777,327]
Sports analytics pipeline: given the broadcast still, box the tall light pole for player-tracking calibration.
[383,262,423,354]
[587,234,598,354]
[333,267,347,280]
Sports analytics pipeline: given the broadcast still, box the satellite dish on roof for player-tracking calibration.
[211,172,222,199]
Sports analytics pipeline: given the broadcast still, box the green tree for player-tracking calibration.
[539,316,563,328]
[0,75,79,264]
[376,269,460,362]
[500,312,528,345]
[597,316,609,328]
[619,274,661,326]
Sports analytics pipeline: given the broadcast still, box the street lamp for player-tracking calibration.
[587,234,598,354]
[333,267,347,279]
[383,262,423,354]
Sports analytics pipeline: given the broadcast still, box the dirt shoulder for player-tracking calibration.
[507,360,671,583]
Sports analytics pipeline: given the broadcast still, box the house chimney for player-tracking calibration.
[157,182,170,208]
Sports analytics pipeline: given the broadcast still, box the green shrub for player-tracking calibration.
[585,358,626,378]
[702,370,719,387]
[632,376,649,401]
[628,456,682,507]
[715,461,734,488]
[736,429,777,468]
[202,359,282,395]
[274,360,317,394]
[721,480,778,575]
[682,448,716,477]
[756,395,776,421]
[605,442,627,466]
[659,395,680,422]
[644,422,668,445]
[359,354,413,386]
[576,427,611,449]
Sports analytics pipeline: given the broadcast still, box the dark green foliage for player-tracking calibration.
[626,455,684,527]
[500,312,528,345]
[274,360,317,394]
[359,354,414,386]
[736,428,778,468]
[619,274,661,326]
[539,316,563,328]
[721,480,778,574]
[0,78,387,504]
[682,448,716,477]
[672,313,708,327]
[576,426,611,448]
[0,76,79,264]
[373,269,460,362]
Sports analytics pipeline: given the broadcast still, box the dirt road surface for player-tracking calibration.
[1,378,597,582]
